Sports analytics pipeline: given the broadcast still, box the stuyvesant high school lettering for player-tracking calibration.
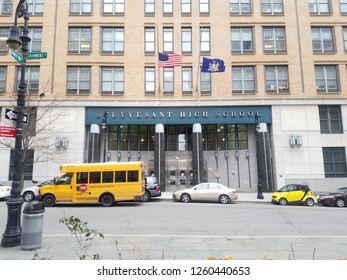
[96,110,260,120]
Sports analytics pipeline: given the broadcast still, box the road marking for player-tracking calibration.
[43,234,347,239]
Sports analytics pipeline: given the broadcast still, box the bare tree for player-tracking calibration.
[1,83,68,189]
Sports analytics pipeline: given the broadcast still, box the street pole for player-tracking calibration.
[101,111,108,162]
[255,114,264,200]
[2,0,31,247]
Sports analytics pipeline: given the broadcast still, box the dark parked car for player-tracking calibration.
[317,187,347,207]
[142,175,161,202]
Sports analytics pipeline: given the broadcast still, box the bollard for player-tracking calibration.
[20,201,45,251]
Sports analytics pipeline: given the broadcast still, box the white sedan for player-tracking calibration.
[173,182,238,204]
[0,184,11,201]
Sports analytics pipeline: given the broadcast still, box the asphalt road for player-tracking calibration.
[0,199,346,260]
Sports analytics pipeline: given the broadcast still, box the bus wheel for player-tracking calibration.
[43,194,55,207]
[100,194,114,207]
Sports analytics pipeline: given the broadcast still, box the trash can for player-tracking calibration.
[21,201,45,251]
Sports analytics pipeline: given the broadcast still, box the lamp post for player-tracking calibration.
[255,114,264,199]
[101,111,108,162]
[1,0,31,247]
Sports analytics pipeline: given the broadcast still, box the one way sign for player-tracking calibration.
[5,108,29,124]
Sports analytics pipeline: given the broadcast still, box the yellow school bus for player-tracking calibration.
[39,161,145,207]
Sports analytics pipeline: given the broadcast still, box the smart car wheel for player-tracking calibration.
[219,194,230,204]
[43,194,55,207]
[336,198,345,208]
[305,198,314,207]
[180,193,191,203]
[100,194,114,207]
[279,197,287,206]
[142,191,151,202]
[23,191,34,202]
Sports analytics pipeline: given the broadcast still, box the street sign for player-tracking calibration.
[0,126,16,138]
[26,52,47,60]
[11,49,23,64]
[5,108,29,124]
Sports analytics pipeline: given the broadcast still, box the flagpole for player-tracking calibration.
[156,24,161,94]
[195,26,202,93]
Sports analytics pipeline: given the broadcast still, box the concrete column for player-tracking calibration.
[154,124,166,191]
[192,123,204,185]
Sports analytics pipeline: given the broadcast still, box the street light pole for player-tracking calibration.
[1,0,31,247]
[255,114,264,200]
[101,111,108,163]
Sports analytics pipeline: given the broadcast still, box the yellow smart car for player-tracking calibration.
[272,184,315,206]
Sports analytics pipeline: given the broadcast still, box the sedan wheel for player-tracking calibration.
[336,198,345,208]
[180,193,191,203]
[219,194,230,204]
[305,198,314,207]
[142,191,151,202]
[279,197,287,206]
[23,191,34,202]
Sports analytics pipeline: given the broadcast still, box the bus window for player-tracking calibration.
[77,172,88,184]
[102,171,113,183]
[128,170,139,182]
[90,172,101,184]
[56,174,72,185]
[115,171,126,182]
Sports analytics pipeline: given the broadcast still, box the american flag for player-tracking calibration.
[158,52,183,67]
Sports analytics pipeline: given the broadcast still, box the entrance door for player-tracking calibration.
[166,159,193,190]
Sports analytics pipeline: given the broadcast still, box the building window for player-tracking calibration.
[341,0,347,14]
[309,0,331,15]
[28,27,42,52]
[323,147,347,177]
[182,67,193,94]
[163,0,173,15]
[181,0,191,14]
[145,0,155,14]
[342,27,347,51]
[28,0,44,15]
[145,27,155,54]
[181,27,192,54]
[200,0,209,14]
[230,0,252,15]
[265,65,289,93]
[0,0,12,15]
[200,27,210,53]
[17,66,40,94]
[67,66,91,94]
[315,65,339,93]
[200,71,211,95]
[261,0,283,15]
[263,27,286,53]
[103,0,125,15]
[101,67,124,95]
[163,27,173,52]
[163,68,174,94]
[0,27,9,53]
[145,67,155,94]
[101,27,124,54]
[231,27,253,53]
[319,105,343,134]
[226,124,249,150]
[9,149,34,181]
[0,67,6,93]
[68,27,91,54]
[70,0,92,14]
[311,27,334,53]
[232,66,255,94]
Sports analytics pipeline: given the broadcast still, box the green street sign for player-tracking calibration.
[26,52,47,60]
[11,49,23,64]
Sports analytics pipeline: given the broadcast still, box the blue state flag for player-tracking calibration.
[201,57,225,73]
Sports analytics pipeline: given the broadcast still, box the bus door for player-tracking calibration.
[53,174,73,201]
